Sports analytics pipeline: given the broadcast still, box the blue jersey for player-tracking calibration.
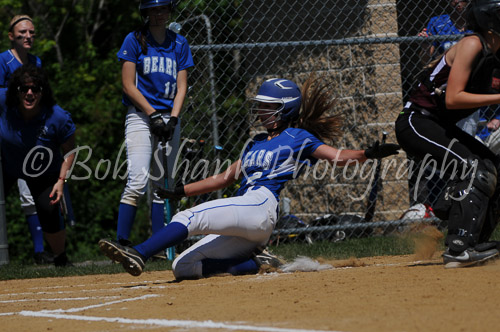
[117,29,194,111]
[237,128,325,201]
[0,93,75,179]
[0,50,42,87]
[426,15,472,55]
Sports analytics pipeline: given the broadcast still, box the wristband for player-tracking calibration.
[169,116,179,126]
[58,177,67,183]
[174,185,185,196]
[149,111,162,120]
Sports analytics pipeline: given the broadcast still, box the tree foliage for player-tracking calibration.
[2,0,150,262]
[0,0,245,262]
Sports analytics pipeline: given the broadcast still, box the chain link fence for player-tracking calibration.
[171,0,466,244]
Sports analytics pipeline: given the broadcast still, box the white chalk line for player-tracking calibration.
[0,295,121,304]
[4,289,345,332]
[18,310,344,332]
[1,260,435,330]
[42,294,159,313]
[0,294,157,317]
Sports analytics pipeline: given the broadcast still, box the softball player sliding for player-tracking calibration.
[100,76,400,279]
[114,0,194,246]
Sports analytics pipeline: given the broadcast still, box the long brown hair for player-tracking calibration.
[135,22,150,55]
[294,74,343,142]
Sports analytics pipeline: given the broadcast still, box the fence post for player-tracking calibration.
[0,145,9,265]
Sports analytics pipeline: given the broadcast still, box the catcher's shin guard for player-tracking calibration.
[479,159,500,243]
[444,157,497,253]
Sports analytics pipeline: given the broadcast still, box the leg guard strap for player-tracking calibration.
[445,157,497,252]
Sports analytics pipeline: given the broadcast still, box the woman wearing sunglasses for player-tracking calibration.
[0,15,55,265]
[0,65,76,266]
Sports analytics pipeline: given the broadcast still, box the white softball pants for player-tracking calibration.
[120,106,180,206]
[172,186,278,279]
[18,179,36,215]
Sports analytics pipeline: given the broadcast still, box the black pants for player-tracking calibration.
[396,110,498,179]
[397,110,500,245]
[2,171,64,234]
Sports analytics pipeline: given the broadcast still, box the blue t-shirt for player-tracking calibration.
[117,29,194,111]
[0,50,42,87]
[237,128,325,201]
[0,94,75,179]
[426,15,472,55]
[476,106,500,140]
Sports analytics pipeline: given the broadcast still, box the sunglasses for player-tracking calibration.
[18,85,42,94]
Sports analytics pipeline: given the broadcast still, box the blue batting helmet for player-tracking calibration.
[140,0,175,10]
[253,78,302,124]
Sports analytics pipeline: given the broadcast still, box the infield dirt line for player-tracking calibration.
[18,310,346,332]
[3,284,347,332]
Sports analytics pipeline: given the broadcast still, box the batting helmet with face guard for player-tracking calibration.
[252,78,302,125]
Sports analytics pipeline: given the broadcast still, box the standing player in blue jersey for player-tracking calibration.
[0,15,51,264]
[419,1,471,63]
[0,65,76,266]
[114,0,194,248]
[0,15,42,86]
[99,76,400,278]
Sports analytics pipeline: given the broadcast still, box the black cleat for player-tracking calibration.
[33,251,54,265]
[252,247,285,269]
[99,239,145,276]
[53,251,73,267]
[442,247,499,269]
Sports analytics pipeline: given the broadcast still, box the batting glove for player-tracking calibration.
[149,111,169,138]
[163,116,178,141]
[156,185,186,200]
[364,141,400,159]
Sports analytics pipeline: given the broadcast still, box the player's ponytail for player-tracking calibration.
[135,22,149,55]
[295,74,343,142]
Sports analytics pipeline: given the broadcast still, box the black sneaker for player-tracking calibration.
[33,251,54,265]
[54,252,73,267]
[118,239,132,246]
[442,247,499,269]
[99,239,145,276]
[252,247,284,269]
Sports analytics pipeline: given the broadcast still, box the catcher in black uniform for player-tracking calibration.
[395,0,500,268]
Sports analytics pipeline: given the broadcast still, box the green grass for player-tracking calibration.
[0,259,173,281]
[272,235,422,260]
[0,234,418,281]
[1,227,498,281]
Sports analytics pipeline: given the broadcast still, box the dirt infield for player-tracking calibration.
[1,252,499,332]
